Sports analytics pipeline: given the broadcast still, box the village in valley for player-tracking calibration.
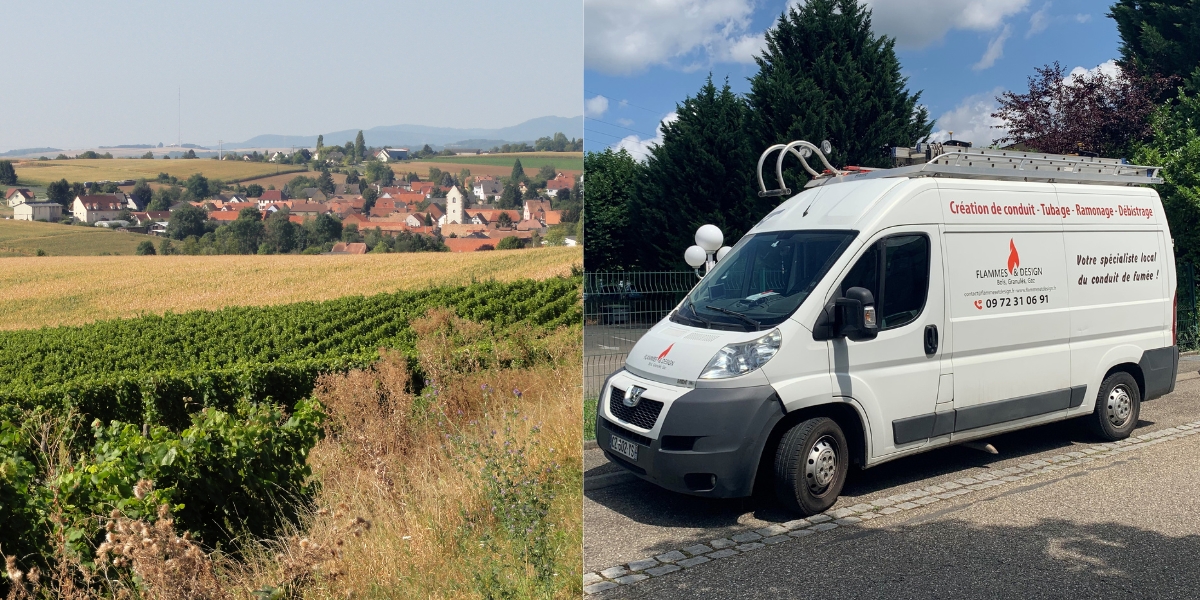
[0,132,581,256]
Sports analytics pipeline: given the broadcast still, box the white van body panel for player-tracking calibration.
[602,176,1176,496]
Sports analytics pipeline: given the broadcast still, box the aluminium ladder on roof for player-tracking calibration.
[755,141,1164,196]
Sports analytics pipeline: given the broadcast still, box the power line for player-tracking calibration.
[584,117,657,138]
[584,89,668,116]
[584,128,633,141]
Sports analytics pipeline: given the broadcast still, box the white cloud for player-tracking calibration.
[860,0,1029,48]
[722,32,766,64]
[614,112,679,160]
[585,95,609,118]
[972,24,1011,70]
[927,88,1006,148]
[1075,13,1091,23]
[1067,59,1120,81]
[1026,2,1050,38]
[585,0,757,75]
[617,118,634,127]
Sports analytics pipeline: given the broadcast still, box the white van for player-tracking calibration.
[595,143,1179,515]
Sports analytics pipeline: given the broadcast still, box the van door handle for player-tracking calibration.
[924,325,939,355]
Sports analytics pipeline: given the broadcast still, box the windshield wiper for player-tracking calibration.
[686,299,713,328]
[705,305,761,331]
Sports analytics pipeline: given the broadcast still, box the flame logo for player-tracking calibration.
[658,344,674,361]
[1007,239,1020,274]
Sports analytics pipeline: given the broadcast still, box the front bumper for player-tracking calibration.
[594,371,785,498]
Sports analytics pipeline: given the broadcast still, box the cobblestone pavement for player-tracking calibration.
[584,366,1200,596]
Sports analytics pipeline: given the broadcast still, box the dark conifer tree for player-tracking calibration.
[637,76,759,270]
[748,0,932,189]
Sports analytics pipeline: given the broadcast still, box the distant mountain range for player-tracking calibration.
[228,116,582,150]
[0,147,60,157]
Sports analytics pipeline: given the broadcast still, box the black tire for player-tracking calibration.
[1087,371,1141,441]
[774,417,849,515]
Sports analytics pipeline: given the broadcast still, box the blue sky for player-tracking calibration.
[584,0,1122,159]
[0,1,582,153]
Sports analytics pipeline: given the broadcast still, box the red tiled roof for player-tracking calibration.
[77,195,125,211]
[546,173,574,191]
[445,237,496,252]
[208,211,240,222]
[258,190,285,201]
[331,242,368,254]
[6,188,34,200]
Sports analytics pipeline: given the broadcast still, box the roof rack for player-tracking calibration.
[755,142,1163,195]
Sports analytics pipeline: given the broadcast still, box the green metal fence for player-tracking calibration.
[1178,262,1198,352]
[584,271,697,397]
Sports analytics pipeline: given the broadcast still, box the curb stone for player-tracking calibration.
[583,418,1200,594]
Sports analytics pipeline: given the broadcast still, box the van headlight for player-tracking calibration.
[699,329,782,379]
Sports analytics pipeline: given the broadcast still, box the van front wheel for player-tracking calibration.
[1087,372,1141,441]
[774,417,849,515]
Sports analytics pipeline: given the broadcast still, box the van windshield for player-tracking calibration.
[676,230,856,330]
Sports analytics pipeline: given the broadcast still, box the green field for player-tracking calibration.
[0,219,157,256]
[12,158,305,186]
[410,152,582,170]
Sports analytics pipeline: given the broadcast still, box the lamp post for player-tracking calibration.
[684,224,732,279]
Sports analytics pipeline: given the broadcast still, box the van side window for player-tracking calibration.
[841,243,879,300]
[840,234,930,330]
[880,235,930,329]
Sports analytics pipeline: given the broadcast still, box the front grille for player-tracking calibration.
[600,417,653,446]
[608,386,664,430]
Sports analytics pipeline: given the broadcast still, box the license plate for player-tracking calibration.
[609,434,639,462]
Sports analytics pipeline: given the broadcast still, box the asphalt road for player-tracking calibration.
[604,430,1200,599]
[585,358,1200,598]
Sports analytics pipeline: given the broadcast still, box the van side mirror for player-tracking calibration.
[835,287,878,341]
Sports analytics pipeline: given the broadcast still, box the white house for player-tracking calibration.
[377,148,409,162]
[72,195,126,223]
[473,179,502,200]
[14,202,62,222]
[6,188,35,207]
[445,185,465,225]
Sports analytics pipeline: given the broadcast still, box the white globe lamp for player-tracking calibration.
[684,245,707,268]
[716,246,732,262]
[695,224,723,252]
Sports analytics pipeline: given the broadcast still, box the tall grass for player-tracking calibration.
[290,311,582,598]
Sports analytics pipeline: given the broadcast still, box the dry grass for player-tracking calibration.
[12,159,304,186]
[288,313,583,598]
[0,220,157,258]
[0,247,581,330]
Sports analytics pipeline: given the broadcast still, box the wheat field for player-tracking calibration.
[0,247,582,330]
[12,158,305,186]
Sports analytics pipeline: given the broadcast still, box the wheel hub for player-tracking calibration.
[1106,385,1133,427]
[805,436,838,493]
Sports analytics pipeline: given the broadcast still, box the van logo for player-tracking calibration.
[623,386,646,408]
[1007,239,1020,274]
[976,239,1041,280]
[642,343,676,369]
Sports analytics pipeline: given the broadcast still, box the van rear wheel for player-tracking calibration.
[1087,372,1141,441]
[774,417,848,515]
